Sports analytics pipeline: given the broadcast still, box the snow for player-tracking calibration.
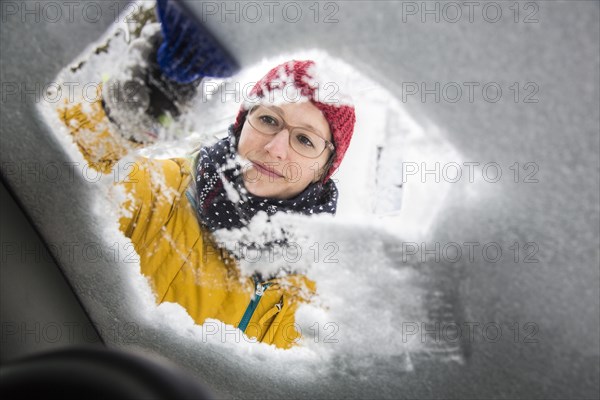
[39,2,465,377]
[0,1,600,398]
[19,0,596,398]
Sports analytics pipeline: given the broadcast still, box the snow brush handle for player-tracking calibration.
[155,0,239,83]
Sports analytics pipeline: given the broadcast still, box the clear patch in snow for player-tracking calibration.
[37,0,466,384]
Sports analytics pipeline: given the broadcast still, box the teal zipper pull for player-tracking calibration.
[238,275,272,333]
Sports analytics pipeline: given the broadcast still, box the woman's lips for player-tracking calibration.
[251,161,284,179]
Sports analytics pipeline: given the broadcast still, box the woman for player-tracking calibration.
[59,60,356,349]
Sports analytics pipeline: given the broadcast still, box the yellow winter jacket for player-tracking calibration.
[58,98,316,349]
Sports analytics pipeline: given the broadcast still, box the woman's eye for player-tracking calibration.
[296,133,315,148]
[259,115,279,126]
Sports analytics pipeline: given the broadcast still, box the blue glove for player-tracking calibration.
[155,0,238,83]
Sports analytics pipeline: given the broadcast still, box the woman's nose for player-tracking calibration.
[264,129,290,159]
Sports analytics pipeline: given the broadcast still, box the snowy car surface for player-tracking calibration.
[1,1,599,398]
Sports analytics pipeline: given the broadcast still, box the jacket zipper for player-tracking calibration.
[238,275,272,333]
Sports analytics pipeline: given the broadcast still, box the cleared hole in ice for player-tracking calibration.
[37,6,466,382]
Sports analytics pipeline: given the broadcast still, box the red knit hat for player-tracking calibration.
[233,60,356,182]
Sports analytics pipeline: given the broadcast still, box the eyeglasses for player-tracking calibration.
[246,105,335,159]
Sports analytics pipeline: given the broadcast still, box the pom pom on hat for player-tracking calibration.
[233,60,356,182]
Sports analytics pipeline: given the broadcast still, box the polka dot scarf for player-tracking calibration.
[191,128,338,233]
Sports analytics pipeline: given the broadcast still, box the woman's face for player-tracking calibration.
[237,101,333,200]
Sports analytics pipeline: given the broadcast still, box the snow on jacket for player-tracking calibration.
[57,97,316,349]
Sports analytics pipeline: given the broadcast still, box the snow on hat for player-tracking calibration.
[233,60,356,182]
